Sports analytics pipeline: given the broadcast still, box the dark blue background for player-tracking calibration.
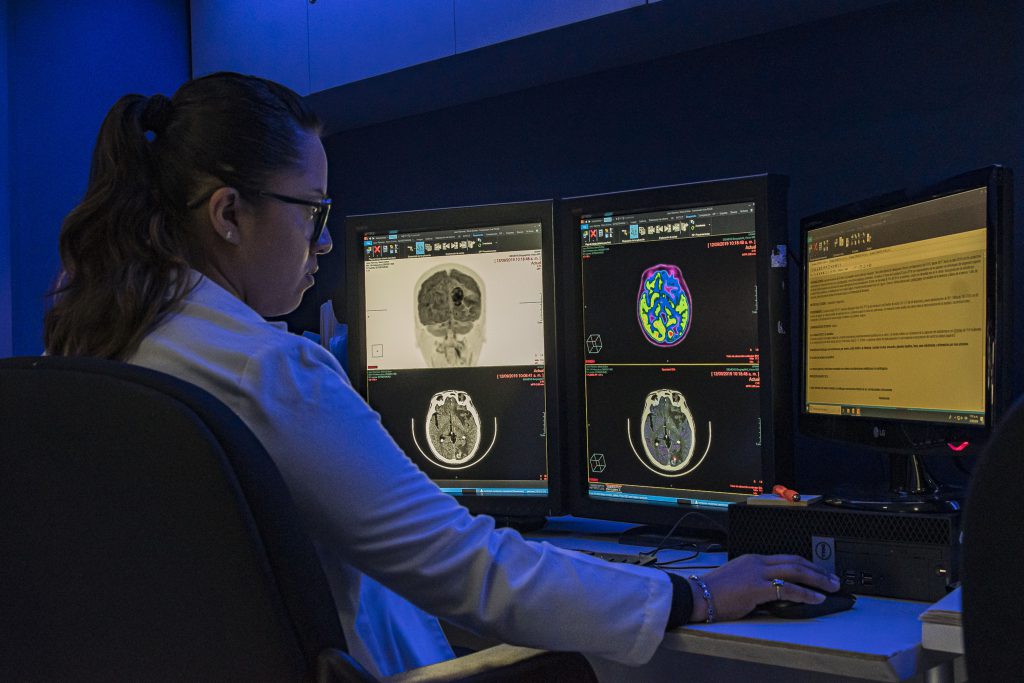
[3,0,1020,497]
[3,1,190,356]
[319,0,1024,494]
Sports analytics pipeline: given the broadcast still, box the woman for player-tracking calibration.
[45,72,838,677]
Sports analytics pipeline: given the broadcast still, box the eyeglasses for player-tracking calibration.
[187,188,332,245]
[256,191,332,245]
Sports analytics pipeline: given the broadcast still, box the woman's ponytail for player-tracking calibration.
[44,73,321,359]
[44,93,192,358]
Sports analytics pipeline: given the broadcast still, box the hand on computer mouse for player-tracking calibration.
[686,554,840,622]
[758,585,856,619]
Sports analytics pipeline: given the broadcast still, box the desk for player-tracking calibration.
[658,597,956,682]
[525,518,963,682]
[918,588,963,683]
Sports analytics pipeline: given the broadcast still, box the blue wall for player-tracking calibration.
[6,0,190,355]
[323,0,1024,493]
[1,4,11,357]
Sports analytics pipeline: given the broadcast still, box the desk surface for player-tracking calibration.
[531,517,948,682]
[666,597,928,681]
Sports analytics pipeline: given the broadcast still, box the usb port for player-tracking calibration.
[844,570,858,585]
[861,573,874,586]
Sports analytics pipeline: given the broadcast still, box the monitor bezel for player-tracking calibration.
[345,200,562,521]
[559,175,792,537]
[798,165,1014,453]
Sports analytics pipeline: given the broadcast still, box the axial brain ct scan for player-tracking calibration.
[424,390,483,465]
[639,389,696,473]
[638,264,691,347]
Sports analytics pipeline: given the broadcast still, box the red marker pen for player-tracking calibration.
[772,484,801,502]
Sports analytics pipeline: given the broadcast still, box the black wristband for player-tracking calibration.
[665,572,695,630]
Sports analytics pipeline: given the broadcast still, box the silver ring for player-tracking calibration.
[771,578,785,601]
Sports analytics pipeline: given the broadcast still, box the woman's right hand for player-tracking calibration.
[687,554,840,622]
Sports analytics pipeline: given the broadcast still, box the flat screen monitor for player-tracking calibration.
[561,175,791,545]
[800,166,1014,510]
[345,201,559,524]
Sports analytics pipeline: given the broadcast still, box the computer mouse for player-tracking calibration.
[759,586,856,619]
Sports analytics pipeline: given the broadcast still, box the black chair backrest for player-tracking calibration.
[962,393,1024,681]
[0,355,347,681]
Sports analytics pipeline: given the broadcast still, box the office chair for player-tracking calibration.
[0,356,596,682]
[961,393,1024,682]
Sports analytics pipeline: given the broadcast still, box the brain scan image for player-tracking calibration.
[415,263,485,367]
[637,264,691,347]
[425,390,482,465]
[639,389,696,473]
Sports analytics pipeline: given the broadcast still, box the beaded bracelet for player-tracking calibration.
[688,574,716,624]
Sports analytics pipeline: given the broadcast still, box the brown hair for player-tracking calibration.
[44,72,322,359]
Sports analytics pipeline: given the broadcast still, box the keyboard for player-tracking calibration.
[572,549,657,566]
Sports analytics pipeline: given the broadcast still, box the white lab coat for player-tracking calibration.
[129,273,672,677]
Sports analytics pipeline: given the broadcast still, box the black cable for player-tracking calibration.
[639,515,688,557]
[640,511,730,564]
[651,550,701,568]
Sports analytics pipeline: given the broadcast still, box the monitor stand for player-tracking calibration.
[492,515,547,533]
[825,453,963,513]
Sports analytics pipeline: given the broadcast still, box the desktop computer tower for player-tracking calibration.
[728,502,960,602]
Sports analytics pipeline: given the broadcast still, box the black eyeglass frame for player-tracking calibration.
[187,188,332,245]
[257,191,332,245]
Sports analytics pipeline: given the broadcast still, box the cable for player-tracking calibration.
[639,511,729,566]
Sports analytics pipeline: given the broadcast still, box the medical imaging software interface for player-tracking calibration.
[362,222,549,497]
[580,202,766,509]
[804,187,988,425]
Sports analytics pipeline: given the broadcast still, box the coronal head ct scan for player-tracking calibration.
[363,246,543,370]
[414,263,486,367]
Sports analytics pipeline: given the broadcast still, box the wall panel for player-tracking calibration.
[7,0,190,354]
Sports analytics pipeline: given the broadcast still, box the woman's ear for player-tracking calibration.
[207,187,243,245]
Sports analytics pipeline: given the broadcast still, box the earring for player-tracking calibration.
[225,229,234,240]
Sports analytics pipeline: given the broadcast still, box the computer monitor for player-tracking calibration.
[800,166,1014,511]
[345,201,559,524]
[561,175,791,545]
